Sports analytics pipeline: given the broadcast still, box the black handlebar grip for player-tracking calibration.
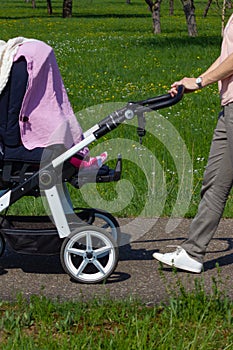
[133,85,185,111]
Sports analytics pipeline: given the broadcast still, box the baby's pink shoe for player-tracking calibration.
[70,152,108,169]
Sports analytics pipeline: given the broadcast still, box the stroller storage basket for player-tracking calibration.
[0,215,61,255]
[2,228,62,255]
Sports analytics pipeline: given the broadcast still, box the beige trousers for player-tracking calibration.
[182,104,233,262]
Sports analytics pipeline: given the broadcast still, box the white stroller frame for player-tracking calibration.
[0,86,184,284]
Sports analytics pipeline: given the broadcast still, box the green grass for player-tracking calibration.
[0,276,232,349]
[1,5,233,347]
[1,0,233,218]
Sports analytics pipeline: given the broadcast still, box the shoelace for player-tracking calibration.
[166,245,183,255]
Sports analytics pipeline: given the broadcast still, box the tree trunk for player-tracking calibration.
[145,0,162,34]
[227,0,232,9]
[180,0,197,36]
[203,0,213,17]
[63,0,73,18]
[47,0,52,15]
[222,0,227,36]
[169,0,174,15]
[152,2,162,34]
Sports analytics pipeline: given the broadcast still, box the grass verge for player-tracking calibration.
[0,274,233,349]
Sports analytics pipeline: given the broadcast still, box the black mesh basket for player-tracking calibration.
[0,215,62,255]
[2,229,62,255]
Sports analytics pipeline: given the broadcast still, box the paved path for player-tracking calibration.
[0,218,232,304]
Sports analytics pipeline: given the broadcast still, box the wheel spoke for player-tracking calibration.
[67,247,85,257]
[93,259,105,275]
[95,246,112,258]
[86,232,93,251]
[76,259,89,276]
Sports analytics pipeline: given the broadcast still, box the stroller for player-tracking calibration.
[0,58,184,284]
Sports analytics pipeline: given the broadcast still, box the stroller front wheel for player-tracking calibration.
[60,226,119,284]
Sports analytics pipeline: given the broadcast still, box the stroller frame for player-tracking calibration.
[0,86,184,284]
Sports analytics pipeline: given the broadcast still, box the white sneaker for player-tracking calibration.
[153,246,203,273]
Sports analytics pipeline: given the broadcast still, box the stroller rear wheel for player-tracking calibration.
[76,208,120,244]
[60,226,119,284]
[88,210,120,243]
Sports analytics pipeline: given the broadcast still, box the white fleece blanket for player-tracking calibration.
[0,37,29,95]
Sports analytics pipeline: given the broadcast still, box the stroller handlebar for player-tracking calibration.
[95,85,184,139]
[132,84,185,111]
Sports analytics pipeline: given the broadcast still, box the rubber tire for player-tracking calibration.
[60,226,119,284]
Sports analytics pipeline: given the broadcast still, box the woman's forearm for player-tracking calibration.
[169,54,233,95]
[202,54,233,87]
[202,57,220,76]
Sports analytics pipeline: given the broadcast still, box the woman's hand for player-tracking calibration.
[169,77,199,97]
